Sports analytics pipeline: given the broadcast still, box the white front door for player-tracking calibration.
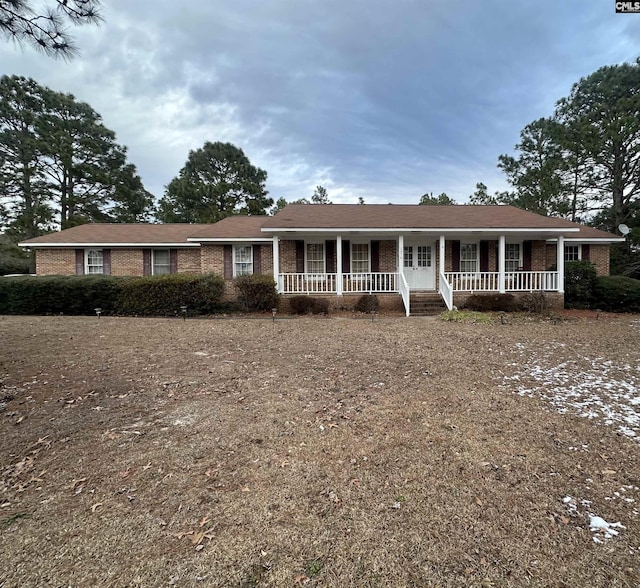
[403,244,434,289]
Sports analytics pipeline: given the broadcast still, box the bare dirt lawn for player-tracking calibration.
[1,314,639,587]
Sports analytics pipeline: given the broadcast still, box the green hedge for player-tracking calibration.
[234,274,279,311]
[0,275,125,315]
[117,273,225,316]
[593,276,640,313]
[564,260,598,309]
[0,273,225,316]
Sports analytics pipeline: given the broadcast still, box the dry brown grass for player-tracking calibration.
[0,314,639,587]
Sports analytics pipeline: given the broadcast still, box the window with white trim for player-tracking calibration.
[351,243,369,273]
[505,243,521,272]
[234,245,253,276]
[86,249,104,274]
[403,246,413,268]
[564,244,581,262]
[306,243,324,274]
[460,243,478,273]
[152,249,171,275]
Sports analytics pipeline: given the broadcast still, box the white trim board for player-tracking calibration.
[261,227,581,234]
[19,242,202,248]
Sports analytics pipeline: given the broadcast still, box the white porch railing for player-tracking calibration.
[445,272,500,291]
[398,272,410,316]
[439,272,453,310]
[278,273,337,293]
[342,272,398,293]
[505,271,558,291]
[443,271,559,292]
[278,272,399,294]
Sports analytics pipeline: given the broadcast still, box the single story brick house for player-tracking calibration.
[19,205,624,315]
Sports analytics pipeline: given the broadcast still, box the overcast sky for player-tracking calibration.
[1,0,639,206]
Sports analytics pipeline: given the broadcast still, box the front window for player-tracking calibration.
[351,243,369,273]
[417,245,431,268]
[403,246,413,268]
[505,243,521,272]
[306,243,324,274]
[460,243,478,273]
[234,245,253,276]
[153,250,171,275]
[86,249,103,274]
[565,245,580,262]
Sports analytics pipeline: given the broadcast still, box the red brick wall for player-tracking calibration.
[36,249,75,275]
[379,240,397,272]
[37,247,202,276]
[280,240,298,273]
[546,243,610,276]
[589,245,610,276]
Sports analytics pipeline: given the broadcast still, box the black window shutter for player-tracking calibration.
[325,240,336,273]
[451,240,460,272]
[523,241,532,271]
[342,239,351,273]
[143,249,152,276]
[295,241,305,273]
[252,244,262,274]
[479,241,489,273]
[75,249,84,275]
[371,241,380,272]
[102,249,111,275]
[223,245,233,279]
[582,244,590,261]
[169,249,178,274]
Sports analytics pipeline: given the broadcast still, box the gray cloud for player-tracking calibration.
[1,0,639,205]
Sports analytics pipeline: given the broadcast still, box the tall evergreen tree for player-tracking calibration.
[157,142,272,223]
[0,75,52,239]
[0,75,155,239]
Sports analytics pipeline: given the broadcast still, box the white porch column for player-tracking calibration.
[272,236,280,293]
[398,234,404,278]
[557,235,565,294]
[498,235,506,294]
[439,235,445,279]
[336,234,343,295]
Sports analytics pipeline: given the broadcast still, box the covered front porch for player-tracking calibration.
[271,234,567,316]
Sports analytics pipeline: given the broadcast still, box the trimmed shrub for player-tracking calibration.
[564,260,598,309]
[0,275,125,315]
[288,295,330,315]
[519,292,548,314]
[117,273,225,316]
[593,275,640,313]
[0,240,31,275]
[0,273,226,316]
[234,274,279,311]
[463,293,518,312]
[354,294,379,313]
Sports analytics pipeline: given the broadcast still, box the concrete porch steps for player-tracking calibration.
[409,292,447,316]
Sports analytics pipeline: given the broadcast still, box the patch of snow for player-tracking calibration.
[501,342,640,441]
[589,515,625,542]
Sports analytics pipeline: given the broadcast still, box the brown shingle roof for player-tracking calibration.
[18,208,623,246]
[265,204,577,230]
[187,216,270,240]
[262,204,621,240]
[20,223,213,246]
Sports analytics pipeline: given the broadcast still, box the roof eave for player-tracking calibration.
[261,227,581,233]
[18,242,202,248]
[186,237,273,243]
